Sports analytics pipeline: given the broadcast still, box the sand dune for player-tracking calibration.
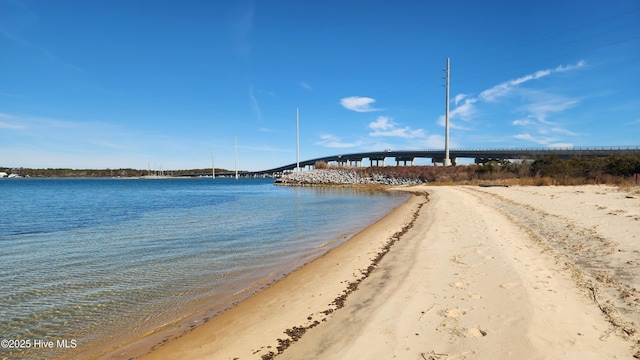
[118,185,639,360]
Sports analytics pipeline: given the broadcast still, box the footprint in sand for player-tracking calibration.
[450,281,468,289]
[469,293,483,300]
[463,327,488,338]
[500,282,519,289]
[441,307,472,318]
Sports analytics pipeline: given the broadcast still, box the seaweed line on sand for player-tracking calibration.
[259,192,429,360]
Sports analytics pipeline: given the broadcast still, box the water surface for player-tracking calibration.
[0,178,407,359]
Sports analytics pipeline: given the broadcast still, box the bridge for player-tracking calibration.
[181,146,640,178]
[234,146,640,177]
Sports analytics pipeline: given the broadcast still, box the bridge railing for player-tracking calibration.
[248,146,640,175]
[399,146,640,152]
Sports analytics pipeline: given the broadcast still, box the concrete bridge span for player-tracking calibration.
[237,146,640,177]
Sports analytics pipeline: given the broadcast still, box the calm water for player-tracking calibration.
[0,178,407,359]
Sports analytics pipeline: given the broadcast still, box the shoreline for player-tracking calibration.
[105,184,639,359]
[97,187,419,360]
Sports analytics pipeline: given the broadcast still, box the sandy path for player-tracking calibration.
[122,185,639,359]
[280,185,638,359]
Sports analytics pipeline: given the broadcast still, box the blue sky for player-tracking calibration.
[1,0,638,171]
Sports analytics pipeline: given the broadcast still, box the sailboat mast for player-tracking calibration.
[296,107,300,172]
[235,136,239,180]
[212,149,215,179]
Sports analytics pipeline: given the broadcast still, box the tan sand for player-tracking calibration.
[113,185,639,359]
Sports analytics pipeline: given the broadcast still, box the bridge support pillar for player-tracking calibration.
[370,157,386,167]
[395,157,415,166]
[346,158,363,167]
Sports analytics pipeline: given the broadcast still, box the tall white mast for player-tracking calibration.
[235,136,239,180]
[296,107,300,172]
[212,149,215,179]
[443,57,452,166]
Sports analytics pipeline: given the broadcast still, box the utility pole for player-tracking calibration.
[442,57,452,166]
[296,107,300,172]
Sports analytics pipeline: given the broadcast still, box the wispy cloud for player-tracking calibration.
[0,113,25,129]
[229,1,255,60]
[369,116,425,138]
[519,93,579,123]
[0,0,83,72]
[300,82,312,90]
[0,121,25,129]
[340,96,381,112]
[443,60,586,146]
[512,133,574,149]
[479,61,585,103]
[450,60,586,118]
[0,112,221,168]
[551,127,578,136]
[513,133,559,145]
[512,118,535,126]
[249,85,262,121]
[316,133,362,148]
[0,28,83,72]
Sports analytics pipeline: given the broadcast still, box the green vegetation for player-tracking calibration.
[315,155,640,186]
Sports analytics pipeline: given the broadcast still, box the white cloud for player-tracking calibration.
[437,115,469,130]
[480,69,551,102]
[369,116,393,131]
[512,118,534,126]
[449,98,477,121]
[368,116,425,138]
[476,61,585,105]
[554,60,586,73]
[454,93,466,105]
[300,82,312,90]
[340,96,381,112]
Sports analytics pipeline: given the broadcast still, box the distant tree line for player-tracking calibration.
[4,155,640,184]
[0,167,231,178]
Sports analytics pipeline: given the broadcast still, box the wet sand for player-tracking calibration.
[109,185,639,359]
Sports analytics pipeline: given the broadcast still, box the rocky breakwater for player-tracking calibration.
[275,169,425,186]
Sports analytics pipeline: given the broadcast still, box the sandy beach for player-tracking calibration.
[108,185,640,359]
